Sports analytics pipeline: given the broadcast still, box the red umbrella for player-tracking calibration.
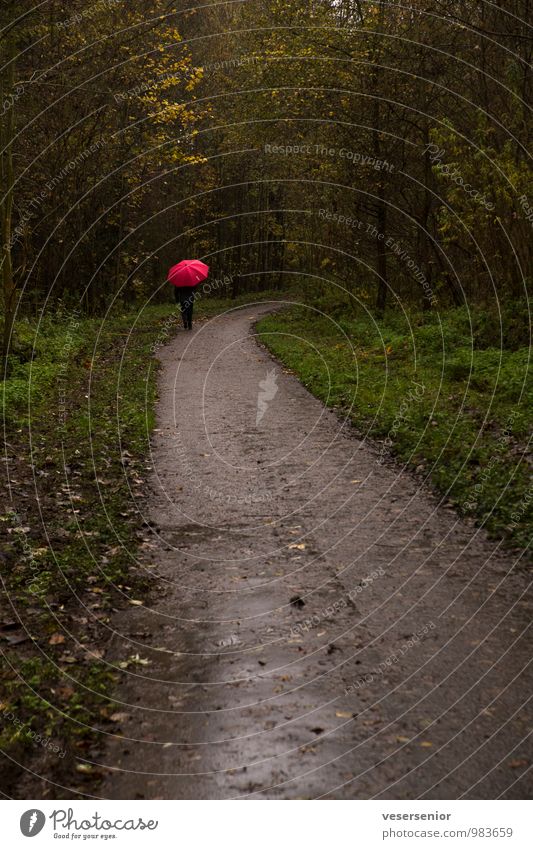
[167,259,209,288]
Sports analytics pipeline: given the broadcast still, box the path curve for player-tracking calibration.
[100,304,531,800]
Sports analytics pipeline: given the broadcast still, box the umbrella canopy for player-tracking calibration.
[167,259,209,288]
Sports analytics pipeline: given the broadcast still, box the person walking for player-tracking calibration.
[174,285,194,330]
[167,259,209,331]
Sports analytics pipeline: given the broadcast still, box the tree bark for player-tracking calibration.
[1,31,17,374]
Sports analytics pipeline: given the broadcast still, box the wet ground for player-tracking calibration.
[97,303,531,799]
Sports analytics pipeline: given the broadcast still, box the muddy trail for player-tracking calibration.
[95,303,531,800]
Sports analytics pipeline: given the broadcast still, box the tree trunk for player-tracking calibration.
[419,123,434,311]
[375,191,388,317]
[1,32,17,374]
[372,1,388,318]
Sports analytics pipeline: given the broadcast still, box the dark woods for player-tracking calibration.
[1,1,531,357]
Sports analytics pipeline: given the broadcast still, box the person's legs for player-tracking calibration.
[174,287,194,329]
[178,300,188,328]
[173,287,187,327]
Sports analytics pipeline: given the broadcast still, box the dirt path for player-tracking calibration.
[98,303,531,800]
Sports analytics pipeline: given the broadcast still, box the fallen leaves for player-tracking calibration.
[119,654,151,669]
[84,648,105,660]
[0,621,19,633]
[395,736,433,748]
[110,712,130,723]
[4,633,30,645]
[75,764,94,775]
[55,686,75,700]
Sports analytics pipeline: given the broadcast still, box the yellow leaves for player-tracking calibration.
[164,27,182,44]
[181,154,206,166]
[158,75,181,89]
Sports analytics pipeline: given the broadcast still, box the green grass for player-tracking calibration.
[0,302,180,771]
[257,304,532,553]
[0,304,174,767]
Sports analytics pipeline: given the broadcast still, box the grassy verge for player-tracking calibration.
[0,303,171,795]
[257,304,532,555]
[0,290,286,796]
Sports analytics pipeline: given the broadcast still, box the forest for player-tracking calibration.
[2,1,531,324]
[2,0,530,538]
